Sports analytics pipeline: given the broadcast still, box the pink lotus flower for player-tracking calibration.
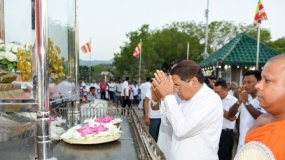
[95,115,114,123]
[77,124,108,137]
[96,125,109,132]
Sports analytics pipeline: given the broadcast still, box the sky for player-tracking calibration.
[77,0,285,61]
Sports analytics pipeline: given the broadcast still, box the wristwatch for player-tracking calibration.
[244,101,251,106]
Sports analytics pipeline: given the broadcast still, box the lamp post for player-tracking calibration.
[201,0,210,59]
[212,58,218,77]
[101,71,109,81]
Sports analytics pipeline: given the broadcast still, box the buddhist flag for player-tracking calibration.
[133,43,141,58]
[81,41,91,53]
[253,0,268,26]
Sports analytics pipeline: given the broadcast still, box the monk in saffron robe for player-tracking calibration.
[245,53,285,160]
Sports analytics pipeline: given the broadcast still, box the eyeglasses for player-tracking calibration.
[174,79,191,90]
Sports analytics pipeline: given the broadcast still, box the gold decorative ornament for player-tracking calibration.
[17,44,32,81]
[48,38,65,81]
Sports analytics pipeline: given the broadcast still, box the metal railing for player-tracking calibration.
[44,100,165,160]
[68,100,166,160]
[129,108,166,160]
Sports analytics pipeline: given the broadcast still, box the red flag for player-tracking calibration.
[133,43,141,58]
[81,41,91,53]
[253,0,268,26]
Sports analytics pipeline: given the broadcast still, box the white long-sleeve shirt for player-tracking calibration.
[237,95,266,151]
[163,84,223,160]
[157,102,173,160]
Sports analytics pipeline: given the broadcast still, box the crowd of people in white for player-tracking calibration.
[78,77,140,108]
[48,56,285,160]
[76,70,260,159]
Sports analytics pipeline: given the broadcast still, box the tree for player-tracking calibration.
[207,21,271,51]
[266,37,285,53]
[113,21,276,79]
[113,23,204,78]
[113,24,152,79]
[79,63,114,83]
[238,23,272,43]
[79,65,89,82]
[146,25,203,73]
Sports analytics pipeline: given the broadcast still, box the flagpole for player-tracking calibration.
[187,42,189,60]
[256,22,261,70]
[139,39,142,86]
[89,37,92,83]
[254,0,268,70]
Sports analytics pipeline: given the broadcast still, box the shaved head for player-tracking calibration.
[267,53,285,71]
[255,53,285,116]
[268,53,285,62]
[265,54,285,81]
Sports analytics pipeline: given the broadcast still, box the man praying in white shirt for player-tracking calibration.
[229,81,238,96]
[152,60,223,160]
[226,70,266,152]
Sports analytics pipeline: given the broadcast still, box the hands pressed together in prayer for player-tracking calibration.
[238,85,249,103]
[151,70,175,99]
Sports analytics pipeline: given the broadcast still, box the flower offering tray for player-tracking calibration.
[47,107,166,160]
[62,133,121,145]
[51,113,138,160]
[60,114,123,145]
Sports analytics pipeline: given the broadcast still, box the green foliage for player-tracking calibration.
[113,24,152,80]
[238,23,272,43]
[111,21,281,79]
[207,21,271,51]
[0,58,17,71]
[79,64,115,83]
[79,65,89,82]
[266,37,285,53]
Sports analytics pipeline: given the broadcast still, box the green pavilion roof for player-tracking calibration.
[199,33,282,67]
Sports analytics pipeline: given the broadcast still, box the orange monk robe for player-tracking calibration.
[245,119,285,160]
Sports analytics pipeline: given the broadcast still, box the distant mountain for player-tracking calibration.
[79,59,114,66]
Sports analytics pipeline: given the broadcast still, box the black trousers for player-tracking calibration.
[149,118,161,142]
[122,96,131,108]
[122,96,131,114]
[218,129,234,160]
[109,91,115,101]
[101,92,106,100]
[116,95,123,107]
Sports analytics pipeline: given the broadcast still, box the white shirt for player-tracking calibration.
[108,82,115,92]
[121,81,129,96]
[158,92,182,160]
[145,87,161,119]
[228,89,234,96]
[157,103,172,160]
[70,82,75,92]
[163,84,223,160]
[132,85,139,96]
[57,81,72,97]
[115,83,122,96]
[90,83,100,95]
[238,95,266,151]
[157,92,182,159]
[89,82,97,88]
[129,85,134,99]
[140,81,151,99]
[222,93,238,129]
